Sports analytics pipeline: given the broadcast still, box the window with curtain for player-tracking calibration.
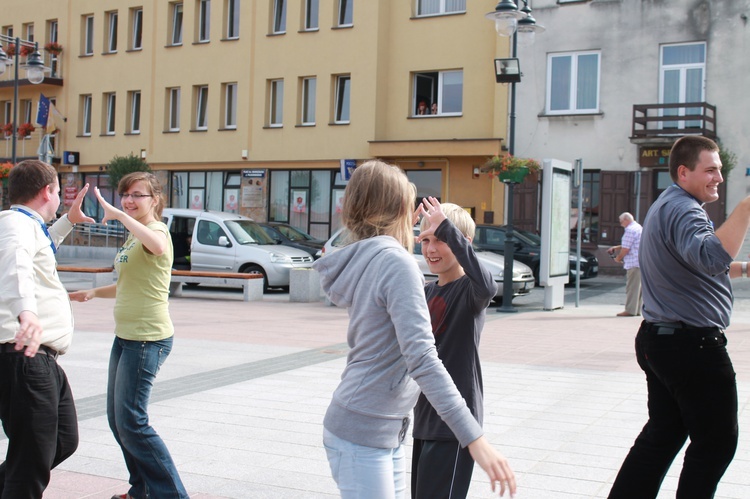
[171,2,184,45]
[223,82,237,129]
[226,0,239,38]
[107,11,118,52]
[129,90,141,133]
[195,85,209,130]
[273,0,287,34]
[269,79,284,127]
[417,0,465,16]
[660,42,705,129]
[301,77,316,125]
[104,93,116,135]
[546,50,600,114]
[83,15,94,55]
[131,8,143,50]
[338,0,353,26]
[198,0,210,42]
[270,170,290,221]
[81,95,92,136]
[334,75,350,124]
[305,0,319,30]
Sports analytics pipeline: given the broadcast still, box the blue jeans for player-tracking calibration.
[107,337,188,499]
[323,428,406,499]
[609,321,738,499]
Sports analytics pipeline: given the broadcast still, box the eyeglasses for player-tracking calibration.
[120,193,153,200]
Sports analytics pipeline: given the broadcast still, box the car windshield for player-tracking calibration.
[225,220,276,245]
[515,229,541,246]
[276,224,313,242]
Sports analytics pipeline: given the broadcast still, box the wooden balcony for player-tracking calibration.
[631,102,716,143]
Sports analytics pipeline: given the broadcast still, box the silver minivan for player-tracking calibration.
[162,209,314,290]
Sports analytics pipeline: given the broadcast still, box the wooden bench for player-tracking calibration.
[57,266,116,287]
[169,270,264,302]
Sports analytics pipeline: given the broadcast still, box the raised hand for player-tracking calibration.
[94,186,124,225]
[67,183,96,225]
[418,196,446,240]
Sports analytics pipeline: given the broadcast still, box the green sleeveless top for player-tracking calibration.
[113,221,174,341]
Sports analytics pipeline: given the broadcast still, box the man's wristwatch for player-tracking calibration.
[742,261,748,278]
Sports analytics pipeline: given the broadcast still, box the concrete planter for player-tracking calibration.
[289,268,322,302]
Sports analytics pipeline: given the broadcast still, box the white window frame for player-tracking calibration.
[129,90,141,134]
[2,101,11,124]
[301,77,316,125]
[198,0,211,42]
[338,0,353,27]
[269,79,284,127]
[105,93,116,135]
[412,69,463,117]
[334,75,351,124]
[223,82,237,129]
[169,87,181,131]
[416,0,466,17]
[226,0,240,39]
[273,0,287,34]
[24,23,34,42]
[545,50,601,115]
[107,11,118,53]
[195,85,209,130]
[84,15,94,55]
[659,42,706,129]
[304,0,319,31]
[82,95,92,136]
[131,8,143,50]
[171,2,184,45]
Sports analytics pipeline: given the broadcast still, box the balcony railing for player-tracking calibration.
[0,52,64,84]
[631,102,716,140]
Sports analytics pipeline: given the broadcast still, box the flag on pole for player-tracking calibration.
[46,101,64,135]
[36,94,50,128]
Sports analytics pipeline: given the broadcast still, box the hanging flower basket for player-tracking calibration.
[483,155,541,183]
[0,162,13,180]
[44,42,63,55]
[1,123,12,138]
[17,122,35,138]
[4,43,16,57]
[19,44,35,57]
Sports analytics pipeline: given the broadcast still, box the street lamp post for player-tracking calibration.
[486,0,544,312]
[0,36,51,165]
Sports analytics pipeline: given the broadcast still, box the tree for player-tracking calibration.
[106,154,151,190]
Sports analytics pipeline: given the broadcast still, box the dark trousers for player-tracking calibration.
[0,351,79,499]
[609,321,738,499]
[411,439,474,499]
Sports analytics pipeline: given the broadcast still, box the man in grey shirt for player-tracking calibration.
[609,136,750,498]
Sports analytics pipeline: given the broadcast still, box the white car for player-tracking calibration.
[162,209,314,291]
[321,227,535,300]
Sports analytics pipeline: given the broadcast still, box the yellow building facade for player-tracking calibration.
[1,0,512,239]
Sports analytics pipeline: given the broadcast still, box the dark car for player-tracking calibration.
[258,222,327,259]
[473,224,598,284]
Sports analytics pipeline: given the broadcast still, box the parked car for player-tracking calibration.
[320,228,535,301]
[258,222,326,259]
[162,209,314,291]
[473,224,599,284]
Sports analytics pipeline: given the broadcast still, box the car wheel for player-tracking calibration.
[241,264,268,293]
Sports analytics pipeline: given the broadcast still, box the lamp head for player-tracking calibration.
[485,0,524,36]
[0,46,7,76]
[21,50,50,84]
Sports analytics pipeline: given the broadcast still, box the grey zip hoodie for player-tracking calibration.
[314,235,483,449]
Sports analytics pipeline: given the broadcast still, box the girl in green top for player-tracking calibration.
[70,172,188,499]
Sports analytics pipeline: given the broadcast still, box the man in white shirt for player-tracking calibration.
[0,160,93,498]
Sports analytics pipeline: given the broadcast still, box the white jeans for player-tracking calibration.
[323,428,406,498]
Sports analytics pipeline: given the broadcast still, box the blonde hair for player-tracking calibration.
[342,160,415,253]
[420,202,475,239]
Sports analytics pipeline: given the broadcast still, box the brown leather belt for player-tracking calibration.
[0,342,59,359]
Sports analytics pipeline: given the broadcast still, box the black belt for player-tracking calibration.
[0,342,59,359]
[643,321,724,336]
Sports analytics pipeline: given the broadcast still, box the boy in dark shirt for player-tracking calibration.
[411,197,498,498]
